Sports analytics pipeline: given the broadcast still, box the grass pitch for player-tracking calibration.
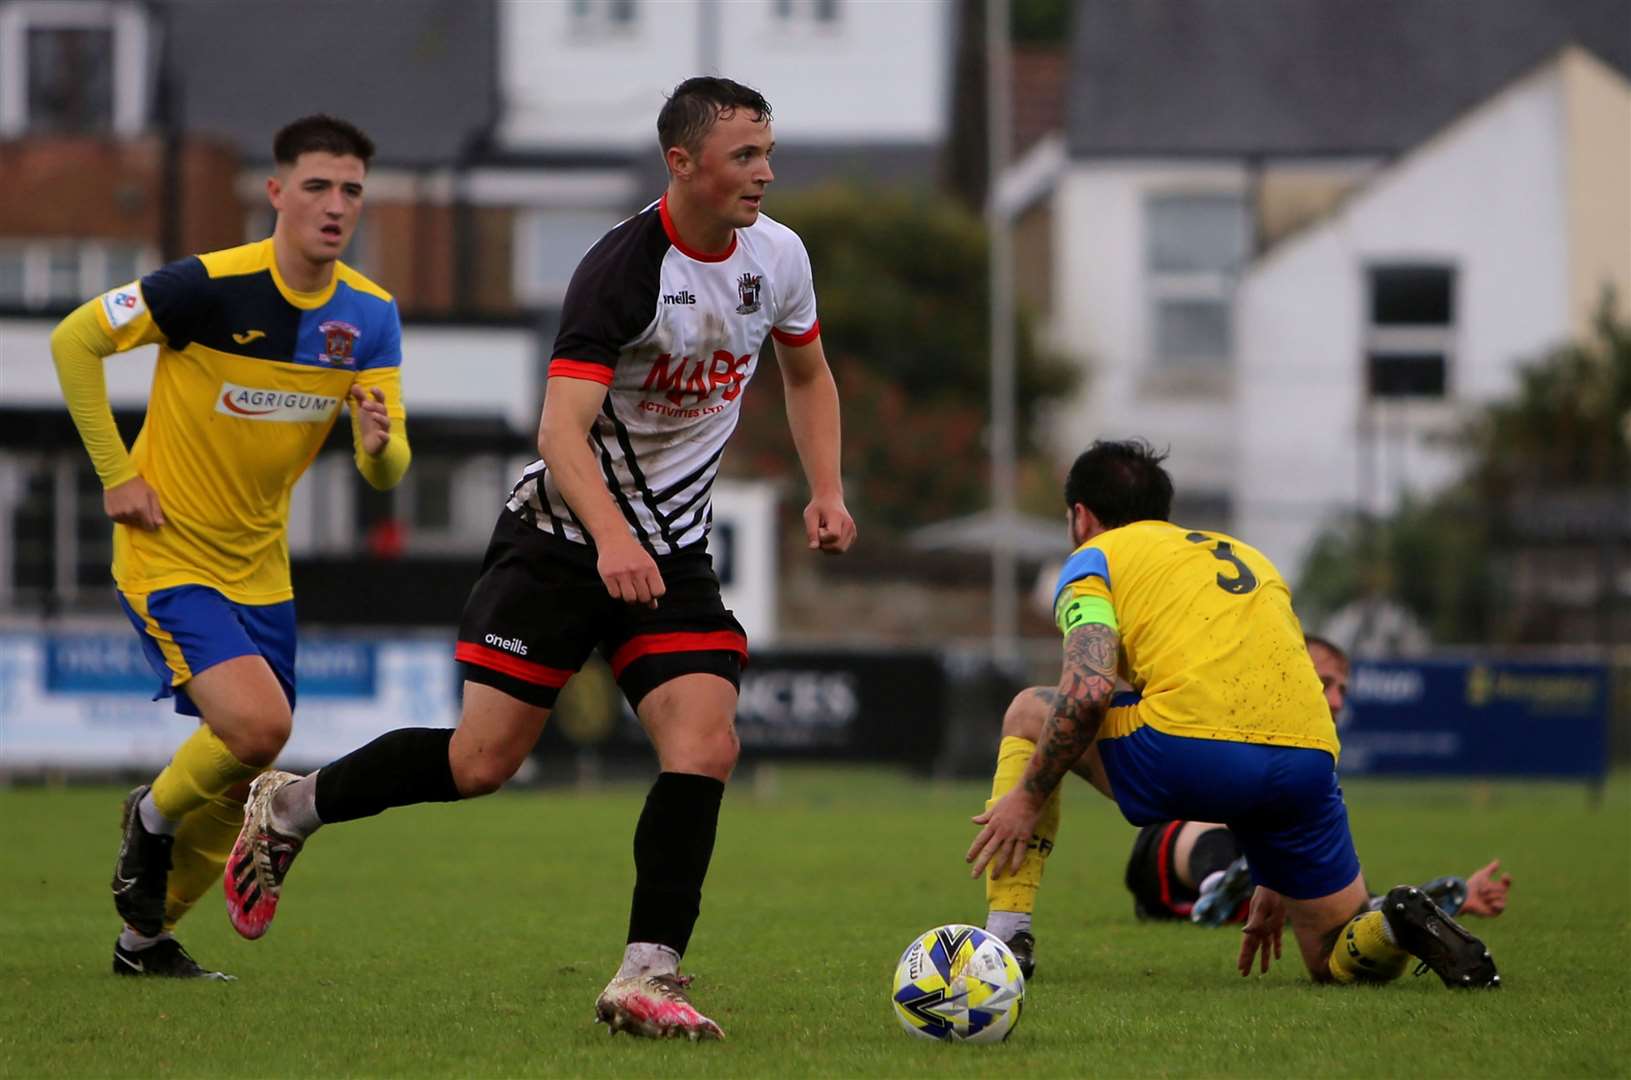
[1,767,1626,1078]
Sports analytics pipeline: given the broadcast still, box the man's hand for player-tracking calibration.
[104,475,165,531]
[966,787,1044,879]
[1460,859,1512,918]
[350,385,390,455]
[596,533,665,609]
[803,494,856,554]
[1237,886,1285,976]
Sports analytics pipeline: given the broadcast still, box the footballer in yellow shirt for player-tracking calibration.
[49,115,409,979]
[965,440,1498,991]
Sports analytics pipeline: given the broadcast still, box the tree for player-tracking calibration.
[725,186,1076,536]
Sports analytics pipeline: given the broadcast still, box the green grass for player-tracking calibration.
[2,768,1627,1078]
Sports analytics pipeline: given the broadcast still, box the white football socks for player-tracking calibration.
[985,911,1032,941]
[616,942,680,981]
[269,773,323,839]
[136,791,178,836]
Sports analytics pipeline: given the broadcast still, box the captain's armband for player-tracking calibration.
[1056,593,1117,636]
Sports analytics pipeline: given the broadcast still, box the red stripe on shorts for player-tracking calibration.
[608,630,748,679]
[1156,819,1194,917]
[454,642,575,688]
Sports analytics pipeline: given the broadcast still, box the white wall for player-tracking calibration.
[1047,162,1250,499]
[1235,61,1574,578]
[498,0,949,151]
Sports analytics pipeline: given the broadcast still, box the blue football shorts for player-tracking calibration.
[117,584,297,717]
[1097,724,1361,900]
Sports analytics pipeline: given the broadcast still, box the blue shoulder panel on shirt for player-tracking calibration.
[294,283,401,371]
[139,256,211,347]
[1052,546,1111,611]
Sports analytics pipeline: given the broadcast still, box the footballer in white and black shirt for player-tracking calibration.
[238,80,854,1042]
[506,190,821,555]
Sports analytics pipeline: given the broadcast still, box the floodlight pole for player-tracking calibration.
[986,0,1019,664]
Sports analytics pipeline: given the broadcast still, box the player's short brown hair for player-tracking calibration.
[657,76,771,157]
[274,115,375,168]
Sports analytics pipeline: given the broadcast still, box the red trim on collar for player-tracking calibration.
[659,193,737,263]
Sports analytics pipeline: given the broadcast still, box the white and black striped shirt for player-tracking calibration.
[507,195,819,555]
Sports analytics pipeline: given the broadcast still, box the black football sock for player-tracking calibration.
[626,771,726,957]
[1187,826,1242,886]
[312,728,462,825]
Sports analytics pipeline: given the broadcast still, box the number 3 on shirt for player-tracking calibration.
[1185,532,1258,595]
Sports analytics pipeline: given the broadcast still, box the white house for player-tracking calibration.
[1034,0,1630,575]
[1235,47,1631,574]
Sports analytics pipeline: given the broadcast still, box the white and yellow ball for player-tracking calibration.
[890,924,1025,1043]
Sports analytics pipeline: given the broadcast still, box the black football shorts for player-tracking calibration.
[454,510,747,710]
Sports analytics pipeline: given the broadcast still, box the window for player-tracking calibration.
[775,0,841,22]
[0,1,150,137]
[0,248,24,303]
[1145,193,1247,370]
[515,209,622,305]
[26,24,113,132]
[569,0,638,37]
[0,240,153,308]
[1365,265,1455,399]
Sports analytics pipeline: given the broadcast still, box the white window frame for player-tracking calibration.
[567,0,641,41]
[0,238,157,307]
[773,0,844,26]
[1363,262,1458,401]
[0,0,150,137]
[1143,190,1247,373]
[513,206,624,306]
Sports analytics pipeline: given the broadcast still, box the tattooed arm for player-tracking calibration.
[966,622,1121,878]
[1021,623,1121,801]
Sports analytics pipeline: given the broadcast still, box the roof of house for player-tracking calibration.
[1066,0,1631,157]
[168,0,497,167]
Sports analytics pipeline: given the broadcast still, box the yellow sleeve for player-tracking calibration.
[49,297,162,490]
[350,365,410,491]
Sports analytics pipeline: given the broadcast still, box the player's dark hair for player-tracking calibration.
[657,76,772,156]
[274,114,375,168]
[1063,439,1174,528]
[1305,634,1350,665]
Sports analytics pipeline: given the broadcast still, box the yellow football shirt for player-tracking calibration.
[92,239,406,604]
[1053,520,1338,757]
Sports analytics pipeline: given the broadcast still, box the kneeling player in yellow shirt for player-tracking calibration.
[50,115,410,978]
[966,440,1498,989]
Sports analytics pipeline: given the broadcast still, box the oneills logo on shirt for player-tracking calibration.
[215,383,341,422]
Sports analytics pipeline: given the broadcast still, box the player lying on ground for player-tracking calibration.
[1125,636,1512,929]
[51,115,408,980]
[220,77,856,1040]
[966,440,1500,989]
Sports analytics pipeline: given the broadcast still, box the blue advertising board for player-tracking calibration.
[44,633,376,698]
[1340,659,1610,780]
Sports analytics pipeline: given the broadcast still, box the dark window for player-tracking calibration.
[1368,353,1447,398]
[1370,266,1453,326]
[1366,265,1455,400]
[27,27,114,134]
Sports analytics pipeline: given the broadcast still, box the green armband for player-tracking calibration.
[1057,593,1117,635]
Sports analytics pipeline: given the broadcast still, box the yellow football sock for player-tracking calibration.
[164,793,246,930]
[985,736,1062,915]
[150,724,262,823]
[1328,910,1411,984]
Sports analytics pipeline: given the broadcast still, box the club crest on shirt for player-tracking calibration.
[318,320,360,367]
[735,272,762,315]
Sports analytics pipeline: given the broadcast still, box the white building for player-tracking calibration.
[1030,0,1631,575]
[1237,47,1631,572]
